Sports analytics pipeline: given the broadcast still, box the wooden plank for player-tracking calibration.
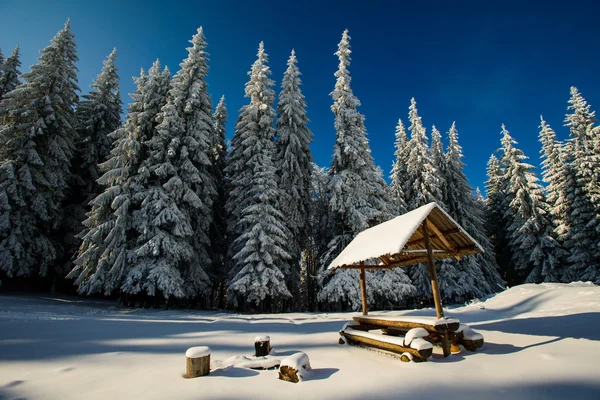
[425,218,456,253]
[359,267,367,316]
[352,315,460,333]
[340,331,432,362]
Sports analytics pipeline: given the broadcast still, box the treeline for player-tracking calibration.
[0,22,595,312]
[486,89,600,287]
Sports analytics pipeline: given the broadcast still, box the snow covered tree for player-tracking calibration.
[274,49,314,306]
[500,125,563,284]
[317,30,391,311]
[539,116,568,236]
[444,123,501,296]
[208,95,228,307]
[226,42,292,311]
[131,28,216,301]
[60,49,122,275]
[0,46,21,98]
[562,87,600,282]
[402,98,443,302]
[389,119,408,215]
[69,61,171,296]
[405,98,443,210]
[0,20,79,279]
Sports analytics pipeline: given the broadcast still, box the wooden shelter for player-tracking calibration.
[328,202,485,358]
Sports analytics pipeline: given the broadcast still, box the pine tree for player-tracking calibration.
[405,98,443,210]
[563,87,600,282]
[69,62,170,296]
[389,119,408,215]
[317,30,390,311]
[0,46,21,98]
[500,125,563,284]
[209,95,228,307]
[226,42,291,310]
[60,49,122,276]
[274,49,314,306]
[403,98,443,302]
[131,28,216,301]
[539,117,567,233]
[0,20,79,278]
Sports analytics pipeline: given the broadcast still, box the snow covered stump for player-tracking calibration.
[254,335,271,357]
[278,352,311,383]
[185,346,211,378]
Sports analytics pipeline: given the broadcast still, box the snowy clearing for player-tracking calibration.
[1,282,600,399]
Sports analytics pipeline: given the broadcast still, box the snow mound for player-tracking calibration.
[403,328,429,347]
[280,352,311,380]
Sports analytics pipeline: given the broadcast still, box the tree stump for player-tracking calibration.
[254,335,271,356]
[185,346,211,378]
[278,352,311,383]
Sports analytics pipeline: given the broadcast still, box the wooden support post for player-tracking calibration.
[422,220,444,320]
[423,220,451,357]
[359,266,368,316]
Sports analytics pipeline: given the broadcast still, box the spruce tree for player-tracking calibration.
[500,125,563,284]
[226,43,291,310]
[563,87,600,282]
[403,98,443,302]
[0,20,79,278]
[61,49,122,275]
[274,49,314,306]
[317,30,391,311]
[389,119,408,215]
[209,95,228,307]
[69,62,170,296]
[0,46,21,98]
[132,28,216,301]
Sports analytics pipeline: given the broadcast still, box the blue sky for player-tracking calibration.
[1,0,599,191]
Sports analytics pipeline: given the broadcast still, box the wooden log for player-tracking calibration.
[185,346,211,378]
[254,335,271,357]
[359,266,368,316]
[278,352,311,383]
[340,331,432,362]
[352,316,460,333]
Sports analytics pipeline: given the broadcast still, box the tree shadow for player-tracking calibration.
[207,367,260,378]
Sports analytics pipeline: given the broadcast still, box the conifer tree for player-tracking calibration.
[0,46,21,98]
[132,28,216,301]
[405,98,443,210]
[0,20,79,278]
[61,49,122,275]
[389,119,408,215]
[274,49,314,306]
[500,125,563,284]
[563,87,600,282]
[69,62,170,296]
[226,43,291,310]
[209,95,228,307]
[317,30,391,311]
[403,98,443,301]
[445,123,501,295]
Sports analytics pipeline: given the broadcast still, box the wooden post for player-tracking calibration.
[423,220,451,357]
[185,346,211,378]
[359,265,368,316]
[254,335,271,356]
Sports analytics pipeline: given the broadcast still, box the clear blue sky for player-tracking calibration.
[1,0,599,191]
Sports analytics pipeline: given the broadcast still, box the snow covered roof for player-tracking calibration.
[328,202,484,270]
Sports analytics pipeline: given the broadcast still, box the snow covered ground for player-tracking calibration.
[1,282,599,400]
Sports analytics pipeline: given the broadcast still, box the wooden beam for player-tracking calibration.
[423,221,451,358]
[359,265,368,316]
[405,227,462,248]
[425,217,456,253]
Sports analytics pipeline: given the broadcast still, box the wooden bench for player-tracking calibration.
[342,315,483,357]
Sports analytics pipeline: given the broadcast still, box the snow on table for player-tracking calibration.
[341,326,433,352]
